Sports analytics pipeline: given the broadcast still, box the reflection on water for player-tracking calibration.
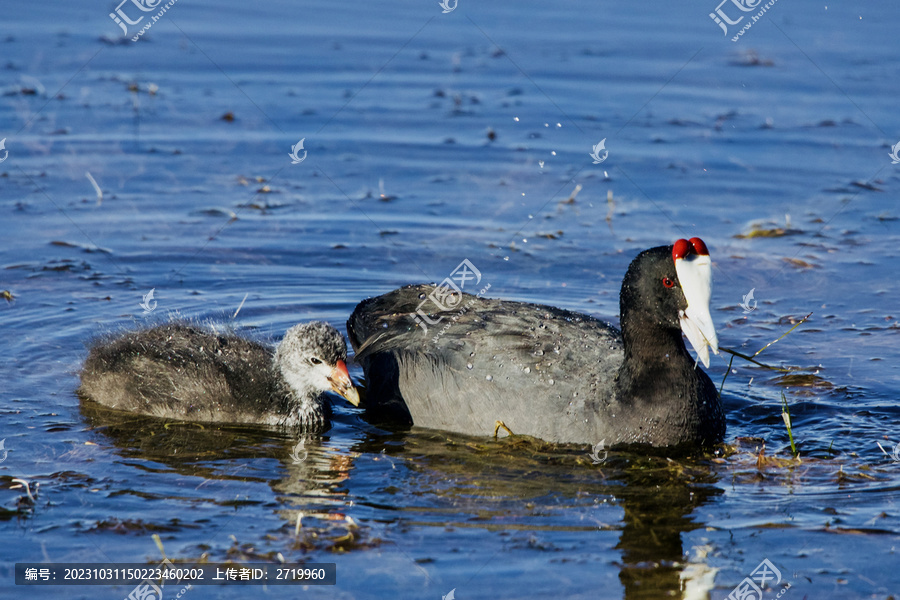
[84,399,730,598]
[358,431,726,598]
[81,400,376,555]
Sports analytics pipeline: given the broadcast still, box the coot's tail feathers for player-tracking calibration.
[348,285,455,424]
[347,284,438,361]
[348,283,618,357]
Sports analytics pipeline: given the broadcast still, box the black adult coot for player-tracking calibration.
[348,238,724,447]
[79,321,360,431]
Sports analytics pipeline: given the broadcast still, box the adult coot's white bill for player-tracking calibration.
[348,238,724,447]
[79,321,360,430]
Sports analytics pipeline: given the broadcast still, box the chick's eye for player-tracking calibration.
[308,357,323,365]
[662,277,675,288]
